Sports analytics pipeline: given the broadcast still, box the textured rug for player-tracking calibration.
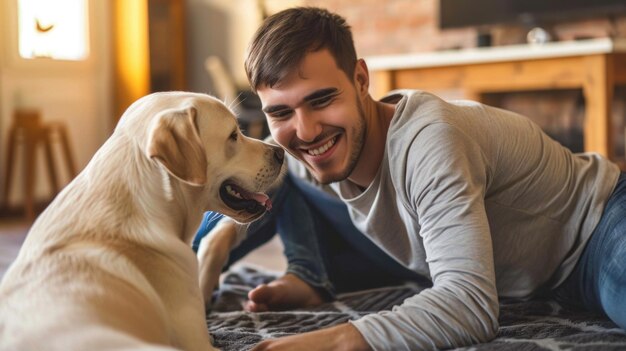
[206,266,626,351]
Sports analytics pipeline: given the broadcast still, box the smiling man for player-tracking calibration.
[196,6,626,351]
[258,50,385,187]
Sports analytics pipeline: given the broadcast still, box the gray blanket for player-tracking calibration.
[207,266,626,350]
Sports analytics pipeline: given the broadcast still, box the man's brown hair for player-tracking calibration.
[245,7,357,92]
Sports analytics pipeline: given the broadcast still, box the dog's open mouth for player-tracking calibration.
[219,182,272,214]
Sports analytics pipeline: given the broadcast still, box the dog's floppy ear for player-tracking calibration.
[147,106,207,186]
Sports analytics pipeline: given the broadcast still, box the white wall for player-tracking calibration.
[186,0,262,95]
[0,0,112,207]
[185,0,302,94]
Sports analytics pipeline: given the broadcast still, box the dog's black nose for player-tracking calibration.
[274,147,285,163]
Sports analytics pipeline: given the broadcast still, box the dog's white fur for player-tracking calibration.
[0,92,284,351]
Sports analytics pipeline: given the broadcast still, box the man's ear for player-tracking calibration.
[354,59,370,95]
[147,106,207,186]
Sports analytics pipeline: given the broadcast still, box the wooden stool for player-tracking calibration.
[2,110,77,220]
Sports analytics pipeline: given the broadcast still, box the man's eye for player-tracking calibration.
[310,96,333,108]
[270,110,293,119]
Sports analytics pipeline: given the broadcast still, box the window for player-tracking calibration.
[18,0,89,60]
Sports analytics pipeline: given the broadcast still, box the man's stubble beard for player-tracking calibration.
[317,97,366,185]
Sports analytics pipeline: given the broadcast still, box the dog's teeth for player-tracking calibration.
[226,185,242,199]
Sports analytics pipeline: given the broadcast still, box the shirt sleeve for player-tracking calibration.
[351,123,499,350]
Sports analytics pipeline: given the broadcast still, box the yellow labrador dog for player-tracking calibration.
[0,92,284,351]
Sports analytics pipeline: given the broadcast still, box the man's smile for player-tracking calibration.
[302,135,338,156]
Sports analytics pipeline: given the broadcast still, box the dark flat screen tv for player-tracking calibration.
[439,0,626,29]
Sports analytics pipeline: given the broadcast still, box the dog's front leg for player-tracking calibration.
[197,220,238,307]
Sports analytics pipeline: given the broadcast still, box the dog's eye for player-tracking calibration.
[229,131,238,141]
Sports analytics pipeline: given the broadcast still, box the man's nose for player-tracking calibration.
[294,110,321,143]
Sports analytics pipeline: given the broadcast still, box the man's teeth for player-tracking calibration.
[226,185,242,199]
[307,137,336,156]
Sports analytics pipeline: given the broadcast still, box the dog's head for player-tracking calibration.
[126,92,284,223]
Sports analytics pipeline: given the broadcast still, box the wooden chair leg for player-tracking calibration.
[23,134,37,221]
[6,115,77,220]
[43,127,59,195]
[2,125,18,207]
[57,125,77,178]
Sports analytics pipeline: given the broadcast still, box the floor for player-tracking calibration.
[0,218,287,280]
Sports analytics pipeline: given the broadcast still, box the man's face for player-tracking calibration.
[257,49,366,184]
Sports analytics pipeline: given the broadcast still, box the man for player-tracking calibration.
[197,7,626,350]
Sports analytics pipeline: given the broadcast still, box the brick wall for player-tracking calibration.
[300,0,626,55]
[300,0,474,56]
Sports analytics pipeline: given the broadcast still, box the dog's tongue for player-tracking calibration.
[241,190,272,211]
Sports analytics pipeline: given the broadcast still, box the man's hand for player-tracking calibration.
[251,323,372,351]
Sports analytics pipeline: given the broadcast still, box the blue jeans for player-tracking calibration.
[193,172,428,299]
[553,172,626,329]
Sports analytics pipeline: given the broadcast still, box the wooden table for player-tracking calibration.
[366,38,626,163]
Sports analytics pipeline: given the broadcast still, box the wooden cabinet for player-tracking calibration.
[111,0,186,121]
[367,39,626,166]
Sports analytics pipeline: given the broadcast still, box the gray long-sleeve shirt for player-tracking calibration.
[287,90,620,350]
